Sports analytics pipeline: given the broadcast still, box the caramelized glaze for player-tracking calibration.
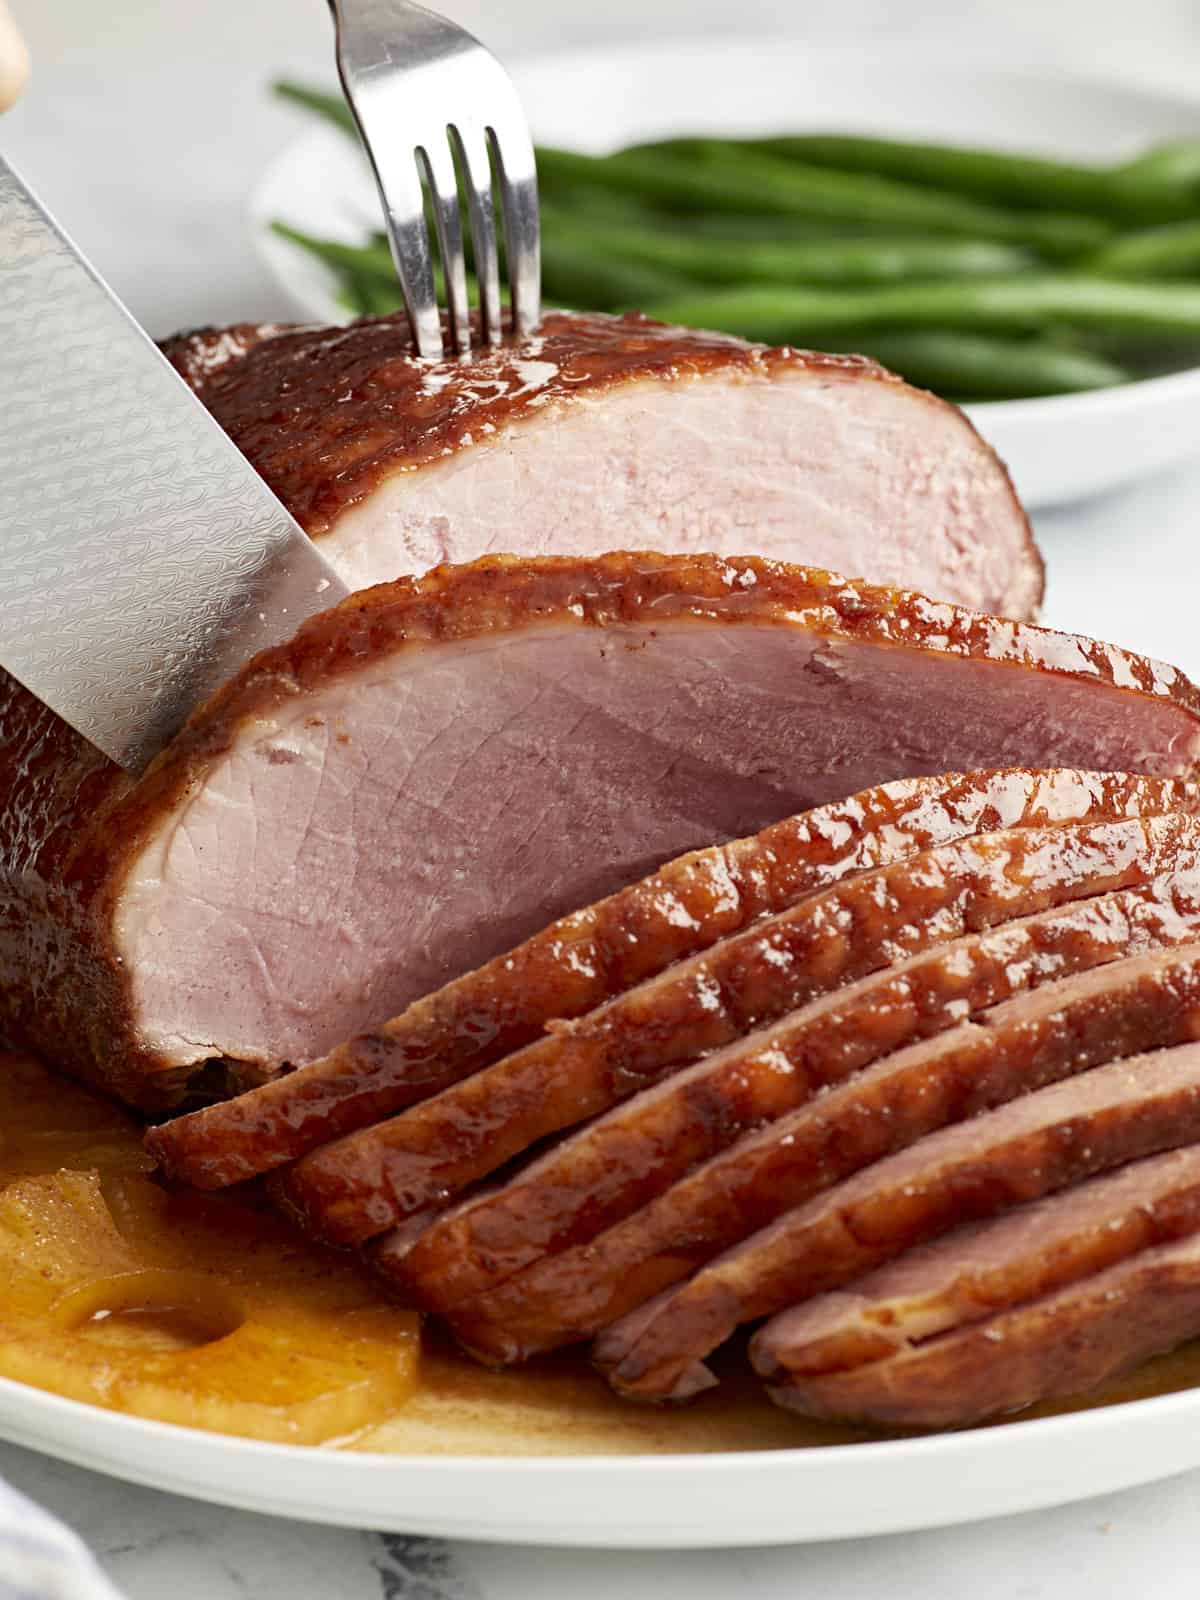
[0,1053,418,1443]
[5,554,1200,1114]
[2,1048,1199,1453]
[161,312,880,537]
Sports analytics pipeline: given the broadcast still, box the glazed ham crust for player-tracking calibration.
[162,310,1043,616]
[151,770,1189,1190]
[5,553,1200,1115]
[160,312,837,536]
[448,943,1200,1367]
[383,865,1200,1317]
[278,816,1200,1250]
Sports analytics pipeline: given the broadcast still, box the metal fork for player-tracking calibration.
[327,0,541,360]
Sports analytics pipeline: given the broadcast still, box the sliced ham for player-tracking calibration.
[14,549,1175,1113]
[150,771,1194,1190]
[446,944,1200,1367]
[760,1156,1200,1426]
[751,1140,1200,1391]
[278,815,1197,1248]
[388,865,1200,1316]
[608,1039,1200,1401]
[163,311,1042,615]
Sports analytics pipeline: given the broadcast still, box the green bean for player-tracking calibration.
[737,134,1197,224]
[274,80,357,138]
[1117,139,1200,190]
[858,331,1131,398]
[541,235,693,310]
[541,207,1034,285]
[272,222,399,284]
[1088,219,1200,279]
[642,276,1200,344]
[535,146,1109,259]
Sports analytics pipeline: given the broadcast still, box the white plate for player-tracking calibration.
[12,39,1198,1550]
[250,40,1200,508]
[8,1367,1200,1548]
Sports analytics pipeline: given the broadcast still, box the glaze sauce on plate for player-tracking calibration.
[0,1050,1194,1454]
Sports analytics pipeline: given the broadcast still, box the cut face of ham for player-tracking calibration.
[755,1135,1200,1428]
[163,311,1042,617]
[751,1139,1200,1387]
[150,770,1192,1191]
[381,866,1200,1318]
[6,555,1195,1112]
[280,815,1200,1251]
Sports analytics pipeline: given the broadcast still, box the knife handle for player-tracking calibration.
[0,1,29,112]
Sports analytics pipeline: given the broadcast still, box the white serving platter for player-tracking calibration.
[6,38,1200,1552]
[250,39,1200,508]
[7,1366,1200,1548]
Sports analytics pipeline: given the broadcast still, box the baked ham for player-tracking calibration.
[769,1228,1200,1428]
[162,311,1042,616]
[753,1136,1200,1427]
[151,771,1194,1189]
[601,1030,1200,1401]
[6,547,1172,1116]
[279,815,1200,1249]
[447,943,1200,1367]
[382,867,1200,1315]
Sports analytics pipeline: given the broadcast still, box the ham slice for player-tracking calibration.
[283,814,1200,1249]
[757,1138,1200,1427]
[10,551,1186,1114]
[447,944,1200,1366]
[752,1139,1200,1389]
[163,311,1042,616]
[386,865,1200,1316]
[609,1038,1200,1401]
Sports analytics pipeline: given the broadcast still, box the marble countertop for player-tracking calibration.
[5,0,1200,1591]
[6,1424,1200,1600]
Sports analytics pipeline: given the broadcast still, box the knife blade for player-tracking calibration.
[0,153,349,772]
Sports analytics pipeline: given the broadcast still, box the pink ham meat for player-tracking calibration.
[283,812,1200,1250]
[73,546,1194,1117]
[604,1038,1200,1401]
[163,311,1043,616]
[276,812,1200,1248]
[755,1138,1200,1427]
[23,553,1197,1112]
[385,865,1200,1316]
[149,771,1195,1190]
[751,1141,1200,1396]
[445,944,1200,1367]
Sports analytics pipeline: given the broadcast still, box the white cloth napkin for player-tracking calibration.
[0,1477,124,1600]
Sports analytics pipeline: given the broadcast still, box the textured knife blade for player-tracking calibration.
[0,155,349,772]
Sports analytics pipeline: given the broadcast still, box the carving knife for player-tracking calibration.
[0,153,349,772]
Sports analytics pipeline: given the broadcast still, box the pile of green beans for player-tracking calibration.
[273,80,1200,401]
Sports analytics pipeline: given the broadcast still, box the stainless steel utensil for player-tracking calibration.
[0,154,349,772]
[328,0,541,358]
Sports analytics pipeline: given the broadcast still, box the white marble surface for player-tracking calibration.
[5,0,1200,1592]
[7,1428,1200,1600]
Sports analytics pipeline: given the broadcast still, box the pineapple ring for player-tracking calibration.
[0,1054,420,1444]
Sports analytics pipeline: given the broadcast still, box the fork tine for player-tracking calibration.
[341,97,443,358]
[419,138,471,356]
[328,0,542,356]
[452,125,502,347]
[490,117,541,339]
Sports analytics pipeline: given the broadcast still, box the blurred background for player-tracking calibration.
[6,0,1200,334]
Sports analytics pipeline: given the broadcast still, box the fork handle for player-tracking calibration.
[0,1,28,113]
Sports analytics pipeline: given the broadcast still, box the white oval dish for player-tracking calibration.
[249,40,1200,509]
[11,40,1196,1549]
[6,1367,1200,1548]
